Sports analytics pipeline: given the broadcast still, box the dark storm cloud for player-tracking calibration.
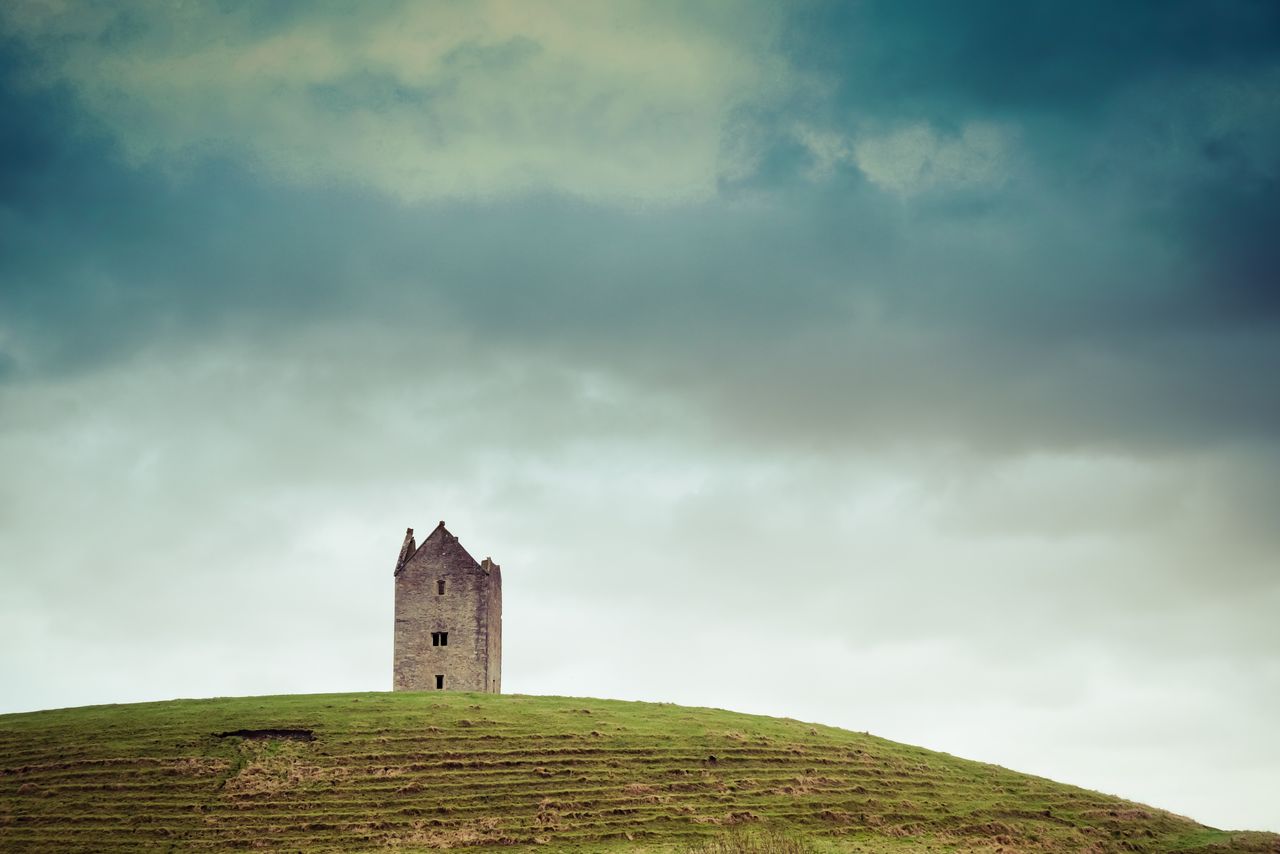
[784,1,1280,116]
[0,39,329,375]
[2,2,1279,454]
[765,0,1280,320]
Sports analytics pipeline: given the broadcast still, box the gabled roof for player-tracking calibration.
[395,520,480,576]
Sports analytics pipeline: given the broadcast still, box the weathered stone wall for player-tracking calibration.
[481,558,502,693]
[393,522,501,693]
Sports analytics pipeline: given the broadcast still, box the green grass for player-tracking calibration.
[0,692,1275,852]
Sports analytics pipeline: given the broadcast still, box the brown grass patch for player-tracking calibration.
[222,755,348,797]
[384,816,513,848]
[773,774,842,795]
[684,828,816,854]
[693,810,761,826]
[169,757,230,777]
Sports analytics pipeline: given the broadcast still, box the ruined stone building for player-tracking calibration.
[392,521,502,693]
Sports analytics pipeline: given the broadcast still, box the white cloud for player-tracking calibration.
[1,1,790,203]
[790,124,851,180]
[854,121,1015,195]
[788,119,1018,194]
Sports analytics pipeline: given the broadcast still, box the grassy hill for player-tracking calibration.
[0,692,1275,853]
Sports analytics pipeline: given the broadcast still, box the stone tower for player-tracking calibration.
[393,521,502,693]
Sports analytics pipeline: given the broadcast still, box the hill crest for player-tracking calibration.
[1,692,1276,852]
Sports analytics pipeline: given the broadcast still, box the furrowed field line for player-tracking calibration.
[3,692,1277,853]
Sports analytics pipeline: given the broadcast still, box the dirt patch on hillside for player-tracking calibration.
[384,817,516,849]
[215,728,315,741]
[219,740,345,798]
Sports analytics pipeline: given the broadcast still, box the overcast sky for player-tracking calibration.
[1,0,1278,834]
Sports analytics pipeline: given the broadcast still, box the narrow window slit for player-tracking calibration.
[435,675,444,690]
